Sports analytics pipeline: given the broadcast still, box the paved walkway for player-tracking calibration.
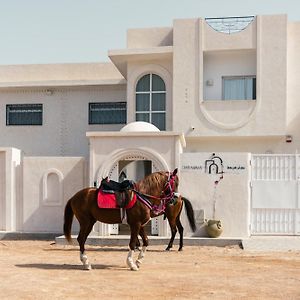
[2,232,300,251]
[242,236,300,251]
[56,235,300,251]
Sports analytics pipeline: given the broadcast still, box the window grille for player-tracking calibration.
[6,104,43,125]
[89,102,126,124]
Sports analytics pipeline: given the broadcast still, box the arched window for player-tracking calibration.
[135,73,166,130]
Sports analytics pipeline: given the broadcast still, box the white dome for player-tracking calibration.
[120,121,160,132]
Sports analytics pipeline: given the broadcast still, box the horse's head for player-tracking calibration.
[136,168,179,206]
[161,168,179,200]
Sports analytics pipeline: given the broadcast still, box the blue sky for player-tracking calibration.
[0,0,299,65]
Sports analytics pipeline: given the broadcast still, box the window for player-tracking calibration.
[89,102,126,124]
[6,104,43,125]
[136,73,166,130]
[222,76,256,100]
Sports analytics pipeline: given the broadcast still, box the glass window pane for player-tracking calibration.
[152,74,165,91]
[136,113,150,122]
[152,93,166,111]
[136,74,150,92]
[223,78,245,100]
[223,77,256,100]
[136,94,150,111]
[6,104,43,125]
[89,102,126,124]
[152,113,166,130]
[245,78,254,100]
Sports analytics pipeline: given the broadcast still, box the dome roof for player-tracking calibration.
[120,121,160,132]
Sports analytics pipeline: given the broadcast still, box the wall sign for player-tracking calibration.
[181,153,247,175]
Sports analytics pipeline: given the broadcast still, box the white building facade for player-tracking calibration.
[0,14,299,237]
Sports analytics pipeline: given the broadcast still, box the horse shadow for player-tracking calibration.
[15,263,127,271]
[43,246,166,253]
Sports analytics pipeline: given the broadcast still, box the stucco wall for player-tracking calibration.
[0,151,4,230]
[287,22,300,149]
[180,152,251,238]
[0,148,21,231]
[203,17,257,51]
[203,50,256,100]
[127,27,173,48]
[0,62,123,85]
[22,157,86,233]
[185,136,295,154]
[172,15,288,138]
[0,86,126,157]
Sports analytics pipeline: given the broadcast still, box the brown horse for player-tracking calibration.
[136,195,196,251]
[63,169,179,271]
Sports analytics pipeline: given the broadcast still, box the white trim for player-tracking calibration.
[96,147,169,181]
[127,64,172,130]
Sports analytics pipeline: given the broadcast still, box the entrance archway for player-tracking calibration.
[94,147,170,236]
[87,128,185,236]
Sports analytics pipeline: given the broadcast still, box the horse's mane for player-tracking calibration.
[136,171,178,195]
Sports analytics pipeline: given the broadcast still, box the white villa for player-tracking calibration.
[0,14,299,237]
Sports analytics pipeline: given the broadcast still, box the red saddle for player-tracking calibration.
[97,189,137,209]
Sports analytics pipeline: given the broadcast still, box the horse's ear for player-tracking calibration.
[172,168,178,176]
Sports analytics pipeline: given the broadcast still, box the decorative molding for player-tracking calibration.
[96,147,169,182]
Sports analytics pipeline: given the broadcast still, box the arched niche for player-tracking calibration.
[42,168,64,206]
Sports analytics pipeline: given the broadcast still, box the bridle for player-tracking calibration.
[133,169,178,215]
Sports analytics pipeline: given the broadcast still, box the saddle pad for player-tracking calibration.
[97,189,137,209]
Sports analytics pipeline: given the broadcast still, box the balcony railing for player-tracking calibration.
[205,16,255,34]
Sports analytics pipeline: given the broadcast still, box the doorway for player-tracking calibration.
[117,160,155,235]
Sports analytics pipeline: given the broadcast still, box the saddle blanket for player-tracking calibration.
[97,189,137,209]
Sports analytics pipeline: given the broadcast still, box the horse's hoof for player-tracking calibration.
[130,264,139,271]
[83,264,92,270]
[136,260,142,268]
[178,247,183,251]
[165,247,171,251]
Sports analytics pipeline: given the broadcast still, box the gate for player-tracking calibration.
[251,154,300,235]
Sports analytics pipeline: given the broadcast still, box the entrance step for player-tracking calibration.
[55,235,242,247]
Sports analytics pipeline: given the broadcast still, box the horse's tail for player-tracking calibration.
[63,199,74,243]
[182,196,196,232]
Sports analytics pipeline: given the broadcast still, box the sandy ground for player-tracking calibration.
[0,240,299,300]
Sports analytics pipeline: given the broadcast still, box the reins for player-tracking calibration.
[133,169,178,214]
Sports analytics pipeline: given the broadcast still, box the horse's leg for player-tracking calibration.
[126,224,141,271]
[135,234,141,250]
[176,217,184,251]
[77,218,95,270]
[136,226,149,268]
[165,218,177,251]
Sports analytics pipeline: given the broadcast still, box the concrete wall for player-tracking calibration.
[0,148,21,231]
[127,27,173,48]
[0,62,123,85]
[0,86,126,157]
[287,21,300,148]
[22,157,86,233]
[203,18,257,51]
[180,152,251,237]
[172,15,288,138]
[203,50,256,100]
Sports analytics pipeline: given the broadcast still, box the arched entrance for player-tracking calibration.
[93,148,170,236]
[86,127,186,236]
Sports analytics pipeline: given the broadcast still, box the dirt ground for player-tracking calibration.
[0,240,299,300]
